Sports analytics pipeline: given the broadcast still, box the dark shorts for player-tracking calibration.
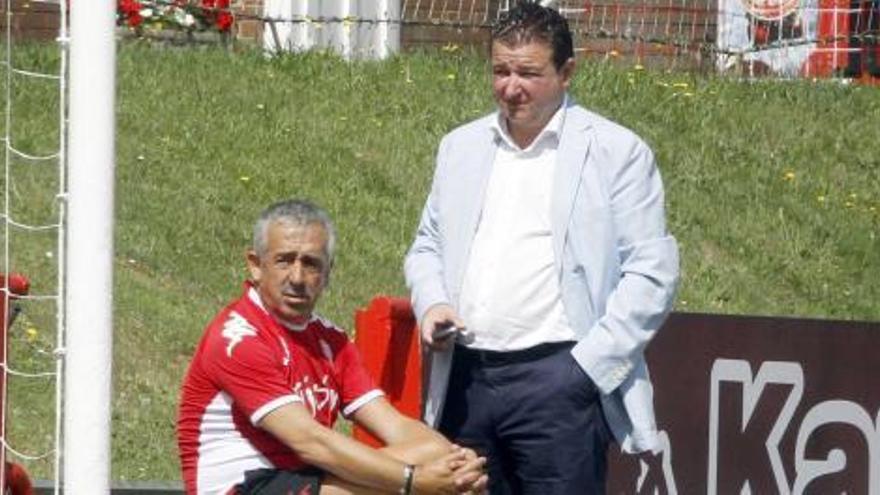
[235,468,323,495]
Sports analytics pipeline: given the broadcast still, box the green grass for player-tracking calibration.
[0,41,877,482]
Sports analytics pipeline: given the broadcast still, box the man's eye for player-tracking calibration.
[302,260,323,273]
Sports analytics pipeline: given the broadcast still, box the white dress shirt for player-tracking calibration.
[458,102,576,351]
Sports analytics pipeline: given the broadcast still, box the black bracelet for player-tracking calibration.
[400,464,415,495]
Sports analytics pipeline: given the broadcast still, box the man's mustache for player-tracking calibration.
[282,286,309,298]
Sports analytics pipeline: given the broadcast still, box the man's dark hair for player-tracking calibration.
[491,1,574,70]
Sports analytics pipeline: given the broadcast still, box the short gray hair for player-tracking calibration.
[252,199,336,265]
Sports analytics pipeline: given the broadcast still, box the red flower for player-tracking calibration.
[117,0,142,27]
[201,0,232,31]
[118,0,141,15]
[216,11,233,31]
[126,11,143,27]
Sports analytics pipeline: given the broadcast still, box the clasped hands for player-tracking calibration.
[417,444,488,495]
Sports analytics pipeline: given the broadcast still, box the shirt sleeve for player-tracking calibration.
[202,328,301,425]
[334,340,383,418]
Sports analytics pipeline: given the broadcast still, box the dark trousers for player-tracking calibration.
[438,342,611,495]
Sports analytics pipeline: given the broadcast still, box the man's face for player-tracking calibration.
[491,40,575,140]
[247,221,330,326]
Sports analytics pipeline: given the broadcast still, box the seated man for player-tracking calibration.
[177,199,487,495]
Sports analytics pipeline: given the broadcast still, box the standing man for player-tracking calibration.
[178,199,488,495]
[404,2,679,493]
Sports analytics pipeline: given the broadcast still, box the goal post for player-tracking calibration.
[63,0,117,493]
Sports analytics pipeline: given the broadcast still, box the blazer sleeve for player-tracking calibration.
[404,136,452,324]
[571,136,680,395]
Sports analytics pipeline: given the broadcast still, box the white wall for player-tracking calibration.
[263,0,401,59]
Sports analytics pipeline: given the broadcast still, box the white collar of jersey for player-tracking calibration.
[247,286,314,332]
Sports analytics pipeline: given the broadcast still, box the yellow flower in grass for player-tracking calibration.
[782,171,795,181]
[446,73,457,81]
[26,327,38,343]
[633,63,645,71]
[816,195,826,203]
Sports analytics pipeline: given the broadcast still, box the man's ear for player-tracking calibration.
[560,57,576,89]
[246,250,262,284]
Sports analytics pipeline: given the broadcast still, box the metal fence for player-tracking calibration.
[250,0,879,80]
[2,0,877,79]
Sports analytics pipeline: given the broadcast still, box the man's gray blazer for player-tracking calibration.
[404,99,680,453]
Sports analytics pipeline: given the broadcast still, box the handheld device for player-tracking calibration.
[431,324,462,341]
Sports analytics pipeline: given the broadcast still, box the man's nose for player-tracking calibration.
[503,75,522,99]
[288,261,305,284]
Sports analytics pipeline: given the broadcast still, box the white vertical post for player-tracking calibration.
[263,0,313,53]
[376,0,401,59]
[295,0,313,51]
[264,0,316,53]
[352,0,400,59]
[323,0,351,58]
[64,0,116,493]
[263,0,293,52]
[340,0,353,58]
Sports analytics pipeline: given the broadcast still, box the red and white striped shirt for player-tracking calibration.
[177,283,382,494]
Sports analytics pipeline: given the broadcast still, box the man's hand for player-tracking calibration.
[414,446,487,494]
[420,304,466,351]
[448,445,488,494]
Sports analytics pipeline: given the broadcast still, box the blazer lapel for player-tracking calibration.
[450,126,497,296]
[426,124,497,426]
[552,105,592,265]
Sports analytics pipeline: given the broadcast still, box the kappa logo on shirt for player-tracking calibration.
[220,311,257,357]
